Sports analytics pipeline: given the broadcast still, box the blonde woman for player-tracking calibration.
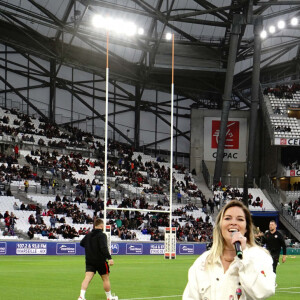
[183,200,275,300]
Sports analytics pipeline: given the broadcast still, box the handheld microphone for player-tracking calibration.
[230,229,243,259]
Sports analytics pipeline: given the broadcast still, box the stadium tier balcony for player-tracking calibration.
[213,187,276,211]
[263,85,300,143]
[269,91,300,115]
[0,105,210,242]
[270,116,300,138]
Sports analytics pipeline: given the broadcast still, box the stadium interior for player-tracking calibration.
[0,0,300,253]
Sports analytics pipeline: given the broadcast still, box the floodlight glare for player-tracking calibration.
[92,15,140,36]
[105,17,115,31]
[113,19,125,34]
[260,30,267,39]
[277,20,285,29]
[291,17,298,26]
[138,27,144,35]
[269,25,276,34]
[125,22,137,36]
[166,32,172,40]
[92,15,105,28]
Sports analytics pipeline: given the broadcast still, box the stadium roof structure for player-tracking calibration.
[0,0,300,110]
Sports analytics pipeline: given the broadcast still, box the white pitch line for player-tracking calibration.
[276,291,300,294]
[277,287,300,290]
[120,295,182,300]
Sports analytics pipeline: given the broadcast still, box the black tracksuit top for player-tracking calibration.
[262,230,287,258]
[80,229,112,265]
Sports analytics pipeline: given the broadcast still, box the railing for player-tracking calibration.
[202,160,246,188]
[260,175,300,232]
[260,175,282,209]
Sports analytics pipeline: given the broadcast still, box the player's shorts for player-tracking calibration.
[86,261,110,275]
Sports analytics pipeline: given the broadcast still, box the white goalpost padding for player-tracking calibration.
[164,227,176,259]
[105,225,112,254]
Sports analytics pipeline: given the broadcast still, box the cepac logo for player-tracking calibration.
[56,243,76,255]
[0,242,6,255]
[179,244,194,254]
[290,170,295,176]
[280,138,287,145]
[111,244,119,254]
[126,244,143,255]
[211,121,239,149]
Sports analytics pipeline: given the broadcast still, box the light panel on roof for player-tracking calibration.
[291,17,298,26]
[92,15,142,37]
[277,20,285,29]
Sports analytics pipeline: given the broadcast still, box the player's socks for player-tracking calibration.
[80,289,86,299]
[105,291,112,299]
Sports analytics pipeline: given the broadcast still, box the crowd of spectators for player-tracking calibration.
[264,83,300,99]
[27,224,89,240]
[285,160,299,171]
[0,108,97,149]
[274,125,291,133]
[285,198,300,217]
[0,210,18,236]
[0,107,216,242]
[212,183,265,209]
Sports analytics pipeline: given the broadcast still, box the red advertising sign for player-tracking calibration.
[280,138,287,145]
[211,120,239,149]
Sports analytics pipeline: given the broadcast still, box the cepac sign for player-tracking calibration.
[0,242,7,255]
[179,244,194,254]
[56,243,76,255]
[286,169,300,177]
[204,117,247,162]
[275,138,300,146]
[126,244,143,255]
[211,120,240,149]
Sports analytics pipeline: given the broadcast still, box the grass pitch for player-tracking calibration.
[0,255,299,299]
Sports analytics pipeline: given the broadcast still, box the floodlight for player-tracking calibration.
[105,17,115,31]
[138,27,144,35]
[92,15,105,28]
[277,20,285,29]
[125,22,137,36]
[269,25,276,34]
[166,32,172,40]
[113,19,125,34]
[260,30,267,39]
[291,17,298,26]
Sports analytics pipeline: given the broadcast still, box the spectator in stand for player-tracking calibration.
[208,198,215,214]
[177,191,182,203]
[24,180,29,193]
[95,183,101,198]
[6,188,12,196]
[50,215,57,229]
[28,225,34,239]
[14,144,19,158]
[4,214,10,230]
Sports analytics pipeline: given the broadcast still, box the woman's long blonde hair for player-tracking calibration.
[207,200,256,265]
